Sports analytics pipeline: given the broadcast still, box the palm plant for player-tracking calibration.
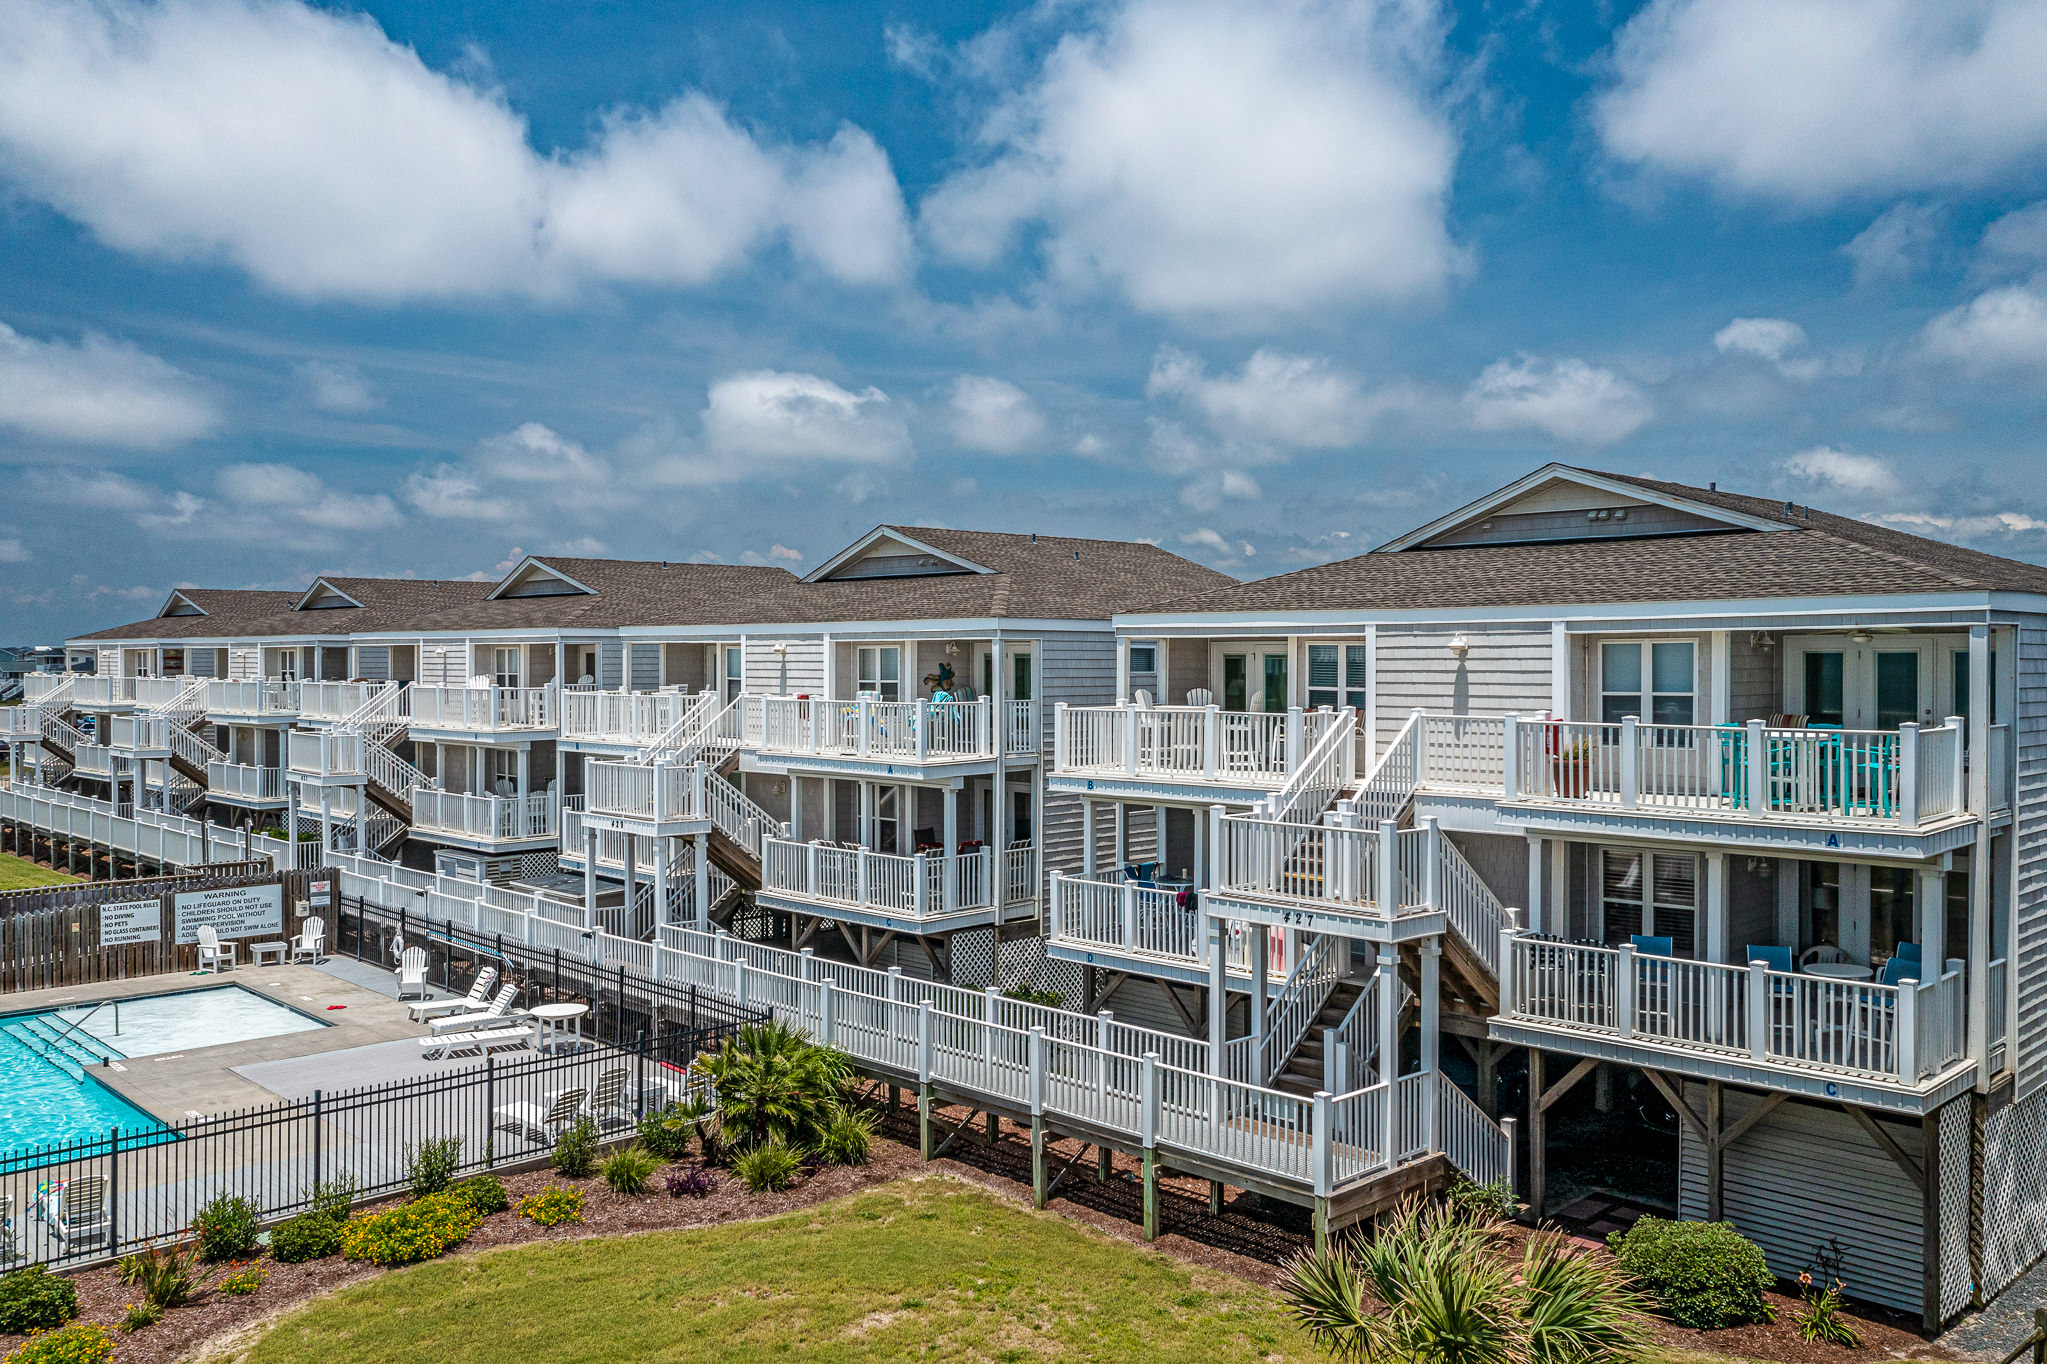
[1279,1197,1646,1364]
[695,1020,851,1153]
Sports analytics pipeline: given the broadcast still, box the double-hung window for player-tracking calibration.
[1306,644,1369,712]
[1601,848,1698,957]
[857,647,901,702]
[491,647,522,690]
[1600,641,1695,727]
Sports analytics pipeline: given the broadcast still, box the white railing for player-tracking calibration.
[1048,873,1198,964]
[1436,832,1508,979]
[21,674,70,704]
[288,728,364,777]
[1321,977,1380,1093]
[641,693,741,767]
[297,681,391,723]
[70,676,141,707]
[205,761,286,801]
[588,761,706,824]
[740,695,1039,762]
[1506,716,1965,828]
[0,782,261,868]
[559,688,706,746]
[0,706,43,739]
[1502,935,1969,1083]
[703,768,784,860]
[1417,713,1507,792]
[71,743,129,778]
[1438,1081,1508,1188]
[411,789,556,841]
[204,680,301,717]
[761,837,1033,919]
[132,676,191,707]
[1988,956,2009,1072]
[1216,816,1442,915]
[1053,703,1336,786]
[1260,933,1341,1083]
[407,684,558,732]
[1260,708,1357,826]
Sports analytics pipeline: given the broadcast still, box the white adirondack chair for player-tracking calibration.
[291,916,324,964]
[196,925,236,973]
[395,946,428,1001]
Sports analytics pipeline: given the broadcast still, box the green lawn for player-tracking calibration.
[237,1179,1321,1364]
[0,851,73,891]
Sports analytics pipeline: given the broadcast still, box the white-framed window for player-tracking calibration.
[724,646,745,702]
[1600,848,1698,957]
[1307,643,1369,712]
[492,647,521,690]
[857,646,900,702]
[1600,640,1694,726]
[1129,643,1157,674]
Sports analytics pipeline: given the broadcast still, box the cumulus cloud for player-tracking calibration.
[767,543,804,562]
[701,371,912,466]
[1977,202,2047,276]
[920,0,1462,323]
[1842,201,1942,286]
[1465,355,1653,445]
[1180,527,1256,558]
[0,0,911,301]
[470,422,607,483]
[1922,281,2047,372]
[404,464,517,522]
[295,359,378,413]
[214,461,401,530]
[1147,347,1403,448]
[1782,446,1900,495]
[1711,317,1859,380]
[0,537,26,562]
[946,376,1047,455]
[1596,0,2047,203]
[29,461,395,544]
[0,321,217,446]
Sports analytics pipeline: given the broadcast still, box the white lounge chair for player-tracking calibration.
[0,1193,18,1265]
[492,1086,588,1145]
[290,916,325,965]
[421,1026,535,1061]
[425,981,525,1035]
[406,966,498,1022]
[196,925,236,974]
[583,1067,634,1132]
[395,946,428,1001]
[35,1177,108,1249]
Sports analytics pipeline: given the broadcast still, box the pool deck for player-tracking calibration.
[0,964,450,1121]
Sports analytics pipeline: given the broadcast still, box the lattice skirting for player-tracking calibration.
[950,926,996,990]
[997,934,1085,1007]
[1983,1086,2047,1297]
[1938,1094,1973,1322]
[513,851,561,880]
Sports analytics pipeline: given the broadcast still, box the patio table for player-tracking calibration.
[1802,961,1873,981]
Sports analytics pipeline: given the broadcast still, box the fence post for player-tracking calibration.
[1323,1028,1342,1093]
[1896,976,1919,1082]
[1120,880,1137,949]
[917,1000,933,1083]
[1619,716,1639,808]
[107,1126,120,1254]
[1203,705,1219,780]
[857,847,870,907]
[1377,819,1398,911]
[820,979,837,1049]
[1898,723,1920,827]
[916,699,930,762]
[1746,719,1768,812]
[1616,943,1637,1039]
[858,698,872,758]
[1312,1091,1333,1198]
[1501,1113,1519,1199]
[1124,704,1139,777]
[1422,816,1440,910]
[1501,715,1520,801]
[1747,959,1769,1061]
[1286,706,1304,773]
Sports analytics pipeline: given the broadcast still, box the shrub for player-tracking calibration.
[697,1020,852,1153]
[517,1185,584,1227]
[601,1145,659,1196]
[450,1174,510,1216]
[732,1139,802,1194]
[190,1192,261,1263]
[117,1242,197,1310]
[1444,1173,1516,1222]
[1794,1274,1863,1347]
[814,1105,876,1166]
[1609,1216,1775,1329]
[118,1303,162,1334]
[0,1266,78,1335]
[309,1175,357,1220]
[1002,984,1064,1007]
[406,1136,464,1199]
[338,1194,480,1266]
[667,1167,717,1199]
[3,1322,114,1364]
[636,1103,695,1161]
[269,1212,343,1265]
[551,1119,599,1179]
[215,1261,266,1297]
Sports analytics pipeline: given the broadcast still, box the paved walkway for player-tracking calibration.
[1936,1256,2047,1359]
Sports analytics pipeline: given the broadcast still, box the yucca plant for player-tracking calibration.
[696,1020,852,1153]
[1279,1197,1646,1364]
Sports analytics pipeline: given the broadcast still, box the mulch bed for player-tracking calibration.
[0,1088,1979,1363]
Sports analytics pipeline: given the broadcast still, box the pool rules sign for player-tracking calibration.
[174,884,285,944]
[99,898,163,947]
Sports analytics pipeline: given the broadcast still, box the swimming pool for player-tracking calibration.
[0,985,328,1156]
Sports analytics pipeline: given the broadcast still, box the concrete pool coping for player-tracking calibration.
[0,965,443,1122]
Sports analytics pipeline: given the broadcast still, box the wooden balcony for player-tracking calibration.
[757,836,1038,929]
[583,760,711,835]
[290,680,383,723]
[1491,934,1984,1113]
[68,676,142,708]
[1050,702,1340,802]
[558,687,704,750]
[70,742,131,779]
[287,728,364,781]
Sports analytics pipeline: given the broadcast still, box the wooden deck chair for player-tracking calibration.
[290,916,325,964]
[492,1086,589,1145]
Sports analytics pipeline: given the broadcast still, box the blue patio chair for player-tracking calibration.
[1879,956,1919,986]
[1629,934,1674,957]
[1745,944,1794,973]
[1895,941,1922,964]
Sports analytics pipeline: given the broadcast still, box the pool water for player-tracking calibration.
[0,986,327,1155]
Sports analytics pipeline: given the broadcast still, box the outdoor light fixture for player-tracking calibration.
[1448,634,1470,657]
[1850,629,1873,643]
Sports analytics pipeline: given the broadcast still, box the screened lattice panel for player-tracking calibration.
[1983,1088,2047,1297]
[1938,1096,1973,1323]
[998,934,1084,1007]
[950,926,996,990]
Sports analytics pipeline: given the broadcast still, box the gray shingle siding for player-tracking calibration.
[1375,626,1552,752]
[2017,624,2047,1097]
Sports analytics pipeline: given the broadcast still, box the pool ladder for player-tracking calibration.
[1,1004,122,1081]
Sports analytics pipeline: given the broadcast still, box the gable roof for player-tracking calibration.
[1377,463,1791,550]
[1139,466,2047,617]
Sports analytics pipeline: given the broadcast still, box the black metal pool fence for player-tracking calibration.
[0,909,761,1272]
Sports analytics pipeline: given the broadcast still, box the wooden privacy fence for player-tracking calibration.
[0,864,326,993]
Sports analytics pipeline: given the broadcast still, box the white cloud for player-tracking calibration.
[0,321,217,446]
[1177,469,1262,513]
[767,543,803,562]
[1711,317,1859,380]
[701,370,912,466]
[214,461,401,530]
[921,0,1461,323]
[1596,0,2047,203]
[1782,446,1900,495]
[404,465,516,522]
[1465,355,1653,445]
[946,375,1046,455]
[0,0,910,301]
[0,537,26,562]
[1977,202,2047,275]
[470,422,607,484]
[1923,280,2047,372]
[1842,201,1942,286]
[295,359,378,413]
[1179,526,1256,558]
[1148,346,1400,448]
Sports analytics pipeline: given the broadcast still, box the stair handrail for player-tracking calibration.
[1261,933,1342,1083]
[635,691,724,767]
[1323,974,1381,1091]
[1258,706,1357,827]
[39,999,118,1057]
[40,708,89,755]
[1436,831,1506,981]
[1350,709,1423,824]
[702,762,791,859]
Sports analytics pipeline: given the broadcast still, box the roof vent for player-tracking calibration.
[1073,551,1080,561]
[1784,501,1794,514]
[1708,481,1716,491]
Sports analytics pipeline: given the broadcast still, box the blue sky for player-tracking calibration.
[4,0,2047,641]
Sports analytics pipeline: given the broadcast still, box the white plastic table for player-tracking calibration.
[1802,961,1873,981]
[250,941,289,967]
[531,1001,590,1055]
